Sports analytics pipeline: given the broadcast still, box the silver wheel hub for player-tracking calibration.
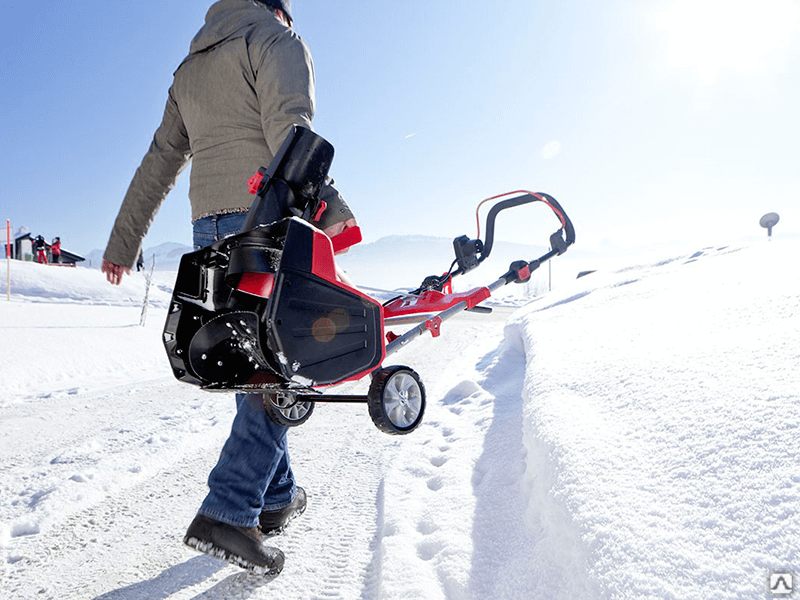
[272,393,311,420]
[384,372,422,428]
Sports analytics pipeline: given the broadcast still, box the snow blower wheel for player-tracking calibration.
[264,392,315,427]
[368,366,426,435]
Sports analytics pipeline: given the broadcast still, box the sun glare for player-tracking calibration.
[658,0,800,84]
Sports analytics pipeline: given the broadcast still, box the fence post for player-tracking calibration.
[139,255,156,326]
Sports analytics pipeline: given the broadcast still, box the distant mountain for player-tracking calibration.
[141,242,193,271]
[83,248,105,269]
[337,234,551,291]
[84,242,193,271]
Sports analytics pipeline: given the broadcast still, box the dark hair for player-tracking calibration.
[254,0,292,22]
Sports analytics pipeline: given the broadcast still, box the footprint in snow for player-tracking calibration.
[417,538,445,561]
[427,476,444,491]
[11,521,41,538]
[441,380,483,405]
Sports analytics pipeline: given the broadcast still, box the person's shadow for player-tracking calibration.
[93,555,274,599]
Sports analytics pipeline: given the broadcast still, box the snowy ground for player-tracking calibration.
[1,240,798,599]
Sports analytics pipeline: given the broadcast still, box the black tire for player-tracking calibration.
[368,366,426,435]
[264,392,315,427]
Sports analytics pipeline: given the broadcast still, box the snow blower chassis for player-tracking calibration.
[163,126,575,435]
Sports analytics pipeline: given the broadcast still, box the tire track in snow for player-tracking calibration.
[3,379,395,599]
[0,376,227,549]
[264,400,389,600]
[2,376,233,599]
[5,438,223,599]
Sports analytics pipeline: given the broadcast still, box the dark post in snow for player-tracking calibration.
[759,212,780,240]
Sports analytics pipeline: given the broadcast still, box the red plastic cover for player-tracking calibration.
[383,287,492,319]
[237,272,275,297]
[331,226,362,254]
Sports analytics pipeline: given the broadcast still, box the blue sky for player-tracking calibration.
[2,0,799,260]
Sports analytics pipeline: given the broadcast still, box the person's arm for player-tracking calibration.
[103,89,192,284]
[254,31,356,238]
[253,29,316,157]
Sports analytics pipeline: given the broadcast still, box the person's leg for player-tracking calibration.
[199,393,294,527]
[262,440,296,511]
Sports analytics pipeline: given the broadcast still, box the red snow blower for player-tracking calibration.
[163,127,575,435]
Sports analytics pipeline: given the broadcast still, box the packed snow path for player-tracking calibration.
[2,241,799,599]
[1,291,512,599]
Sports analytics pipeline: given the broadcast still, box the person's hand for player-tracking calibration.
[102,259,130,285]
[321,218,358,287]
[322,217,357,239]
[335,263,357,288]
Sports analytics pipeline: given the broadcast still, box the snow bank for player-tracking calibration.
[507,241,800,598]
[0,261,175,402]
[3,260,173,306]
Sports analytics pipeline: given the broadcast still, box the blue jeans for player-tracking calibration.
[193,213,296,528]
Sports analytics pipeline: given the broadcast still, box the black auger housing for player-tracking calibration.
[163,126,384,390]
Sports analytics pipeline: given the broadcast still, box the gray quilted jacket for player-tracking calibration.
[104,0,353,268]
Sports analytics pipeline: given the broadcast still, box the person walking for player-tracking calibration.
[101,0,356,577]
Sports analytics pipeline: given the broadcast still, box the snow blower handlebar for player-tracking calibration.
[411,191,575,294]
[385,192,575,357]
[495,192,576,284]
[454,191,575,277]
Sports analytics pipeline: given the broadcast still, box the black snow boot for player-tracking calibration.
[184,514,284,577]
[259,487,307,536]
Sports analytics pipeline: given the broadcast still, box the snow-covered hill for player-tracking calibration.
[1,240,798,599]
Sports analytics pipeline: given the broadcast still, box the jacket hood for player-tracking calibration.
[189,0,274,55]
